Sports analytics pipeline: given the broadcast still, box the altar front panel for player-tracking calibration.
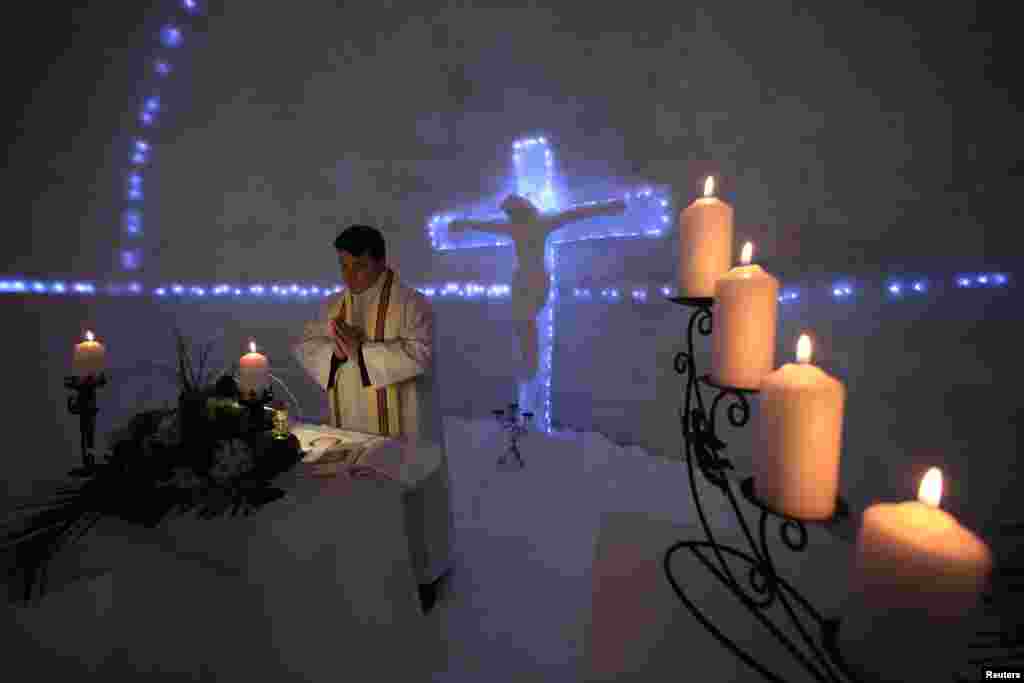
[6,472,443,680]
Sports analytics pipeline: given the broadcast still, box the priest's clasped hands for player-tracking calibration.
[329,320,366,360]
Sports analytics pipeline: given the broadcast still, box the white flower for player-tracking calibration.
[154,413,180,447]
[210,438,255,483]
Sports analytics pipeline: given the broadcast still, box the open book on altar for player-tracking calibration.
[290,423,442,489]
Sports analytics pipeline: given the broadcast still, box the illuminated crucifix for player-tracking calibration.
[448,194,627,379]
[427,136,671,432]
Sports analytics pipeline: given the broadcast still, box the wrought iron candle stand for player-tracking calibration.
[492,403,533,471]
[64,373,108,477]
[663,297,862,683]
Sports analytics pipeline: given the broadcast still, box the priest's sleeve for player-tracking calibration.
[292,297,346,391]
[359,291,434,388]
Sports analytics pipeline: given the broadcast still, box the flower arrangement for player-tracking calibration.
[2,329,301,604]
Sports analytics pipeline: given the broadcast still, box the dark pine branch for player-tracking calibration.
[7,395,301,602]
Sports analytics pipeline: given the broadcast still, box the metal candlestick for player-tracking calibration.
[493,403,533,471]
[239,385,274,433]
[663,297,862,682]
[64,373,108,477]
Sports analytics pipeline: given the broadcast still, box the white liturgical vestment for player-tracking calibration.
[291,269,450,586]
[292,270,443,446]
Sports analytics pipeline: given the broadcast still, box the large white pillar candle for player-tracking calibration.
[839,468,992,682]
[72,330,106,380]
[711,242,779,389]
[754,334,844,519]
[678,176,734,298]
[853,468,991,618]
[239,340,269,399]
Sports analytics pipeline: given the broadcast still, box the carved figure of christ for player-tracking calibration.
[448,194,627,380]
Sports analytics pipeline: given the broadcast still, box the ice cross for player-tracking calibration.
[426,136,671,432]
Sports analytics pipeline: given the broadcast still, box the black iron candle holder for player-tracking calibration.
[493,403,533,470]
[663,297,862,682]
[239,385,274,433]
[64,373,108,477]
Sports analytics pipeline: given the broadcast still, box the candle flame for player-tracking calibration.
[85,330,95,342]
[740,242,753,266]
[918,468,943,508]
[249,341,257,354]
[703,176,715,198]
[796,334,812,364]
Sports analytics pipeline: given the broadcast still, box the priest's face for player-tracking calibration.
[339,250,386,294]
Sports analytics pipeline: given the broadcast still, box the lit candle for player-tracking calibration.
[72,330,106,380]
[853,468,992,618]
[839,469,993,682]
[711,242,779,389]
[678,176,734,298]
[754,334,844,519]
[239,340,269,399]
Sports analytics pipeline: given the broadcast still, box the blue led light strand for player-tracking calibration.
[0,274,1011,300]
[118,2,204,274]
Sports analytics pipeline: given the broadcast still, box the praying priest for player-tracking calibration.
[294,224,442,443]
[292,224,451,613]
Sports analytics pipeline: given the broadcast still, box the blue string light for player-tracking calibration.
[832,282,855,299]
[123,210,142,236]
[126,172,144,201]
[116,3,206,275]
[0,274,1012,301]
[120,250,141,271]
[141,96,162,126]
[132,139,150,164]
[160,26,184,48]
[956,273,1010,288]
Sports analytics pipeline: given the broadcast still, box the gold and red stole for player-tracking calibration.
[331,268,403,437]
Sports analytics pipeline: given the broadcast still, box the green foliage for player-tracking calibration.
[173,326,225,395]
[2,330,299,606]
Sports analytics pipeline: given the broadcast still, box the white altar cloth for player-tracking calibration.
[3,426,450,681]
[291,422,443,489]
[291,422,453,585]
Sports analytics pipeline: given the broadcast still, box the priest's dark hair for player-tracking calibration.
[333,224,386,261]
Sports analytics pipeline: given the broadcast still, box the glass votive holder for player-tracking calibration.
[270,400,290,440]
